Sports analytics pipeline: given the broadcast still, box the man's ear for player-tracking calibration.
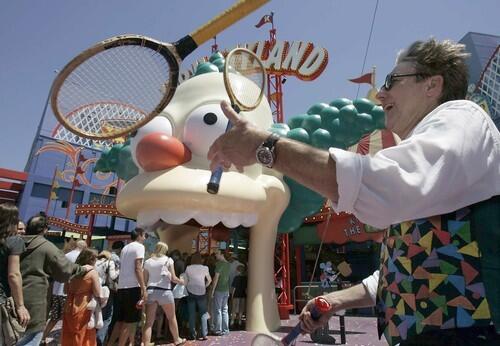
[426,75,444,98]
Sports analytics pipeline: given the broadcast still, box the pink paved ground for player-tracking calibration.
[46,315,388,345]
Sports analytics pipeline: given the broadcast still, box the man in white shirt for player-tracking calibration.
[41,239,87,344]
[208,38,500,345]
[108,228,147,346]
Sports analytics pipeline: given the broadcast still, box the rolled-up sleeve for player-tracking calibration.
[362,270,379,304]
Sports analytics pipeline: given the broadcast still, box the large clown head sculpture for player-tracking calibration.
[117,66,290,332]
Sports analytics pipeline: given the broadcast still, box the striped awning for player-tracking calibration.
[348,129,400,155]
[313,129,400,244]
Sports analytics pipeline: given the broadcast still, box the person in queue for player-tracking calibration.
[184,251,212,341]
[41,239,87,345]
[0,203,30,345]
[18,214,92,346]
[210,250,230,336]
[95,249,119,345]
[208,38,500,345]
[142,241,186,346]
[61,248,102,345]
[108,228,147,346]
[17,220,26,235]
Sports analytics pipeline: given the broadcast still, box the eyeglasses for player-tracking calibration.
[382,72,424,91]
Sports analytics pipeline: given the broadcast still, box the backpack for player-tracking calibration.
[97,259,118,291]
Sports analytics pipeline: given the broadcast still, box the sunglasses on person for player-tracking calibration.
[382,72,424,91]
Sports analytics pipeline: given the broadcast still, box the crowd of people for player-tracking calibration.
[0,203,248,346]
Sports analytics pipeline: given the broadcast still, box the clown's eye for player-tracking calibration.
[184,104,228,157]
[203,112,218,125]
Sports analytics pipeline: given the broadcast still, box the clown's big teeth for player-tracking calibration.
[137,209,258,229]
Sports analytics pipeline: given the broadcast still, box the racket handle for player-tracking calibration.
[207,167,224,194]
[207,121,234,194]
[191,0,270,46]
[281,297,330,346]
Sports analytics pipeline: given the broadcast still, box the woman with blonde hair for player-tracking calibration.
[142,242,186,346]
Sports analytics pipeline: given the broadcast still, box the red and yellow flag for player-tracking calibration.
[255,13,273,28]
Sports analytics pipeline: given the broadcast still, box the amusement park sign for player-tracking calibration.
[247,40,328,81]
[181,40,329,82]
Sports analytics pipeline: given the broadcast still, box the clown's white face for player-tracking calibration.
[119,72,280,229]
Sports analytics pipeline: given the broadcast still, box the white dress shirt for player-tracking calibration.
[330,100,500,229]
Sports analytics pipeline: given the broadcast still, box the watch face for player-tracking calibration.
[256,147,273,165]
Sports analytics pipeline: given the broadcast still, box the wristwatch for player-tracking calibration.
[255,132,280,168]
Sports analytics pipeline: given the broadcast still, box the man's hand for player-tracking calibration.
[207,100,269,172]
[298,296,336,334]
[16,305,30,327]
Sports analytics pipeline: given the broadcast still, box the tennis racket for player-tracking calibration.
[206,47,266,194]
[251,297,331,346]
[51,0,269,140]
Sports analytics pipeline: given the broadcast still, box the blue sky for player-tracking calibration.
[1,0,499,171]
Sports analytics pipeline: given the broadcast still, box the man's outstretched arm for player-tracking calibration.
[208,101,338,201]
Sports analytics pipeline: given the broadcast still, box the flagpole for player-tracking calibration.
[45,166,58,215]
[367,66,380,104]
[65,153,84,220]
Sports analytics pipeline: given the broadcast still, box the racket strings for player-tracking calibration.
[56,45,171,137]
[226,51,265,110]
[65,103,145,137]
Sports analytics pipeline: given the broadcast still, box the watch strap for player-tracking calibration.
[263,132,280,149]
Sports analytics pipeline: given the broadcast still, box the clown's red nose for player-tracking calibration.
[135,132,191,171]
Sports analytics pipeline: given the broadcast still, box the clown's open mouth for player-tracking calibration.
[117,165,270,229]
[137,209,258,229]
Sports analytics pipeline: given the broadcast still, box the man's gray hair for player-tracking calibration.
[397,38,470,104]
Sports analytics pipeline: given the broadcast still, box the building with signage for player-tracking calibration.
[460,32,500,128]
[18,133,135,244]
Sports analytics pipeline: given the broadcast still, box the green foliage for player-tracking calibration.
[194,52,225,76]
[194,62,220,76]
[306,102,329,115]
[276,97,386,233]
[279,177,325,233]
[94,140,139,181]
[287,128,310,144]
[209,52,224,63]
[329,97,352,109]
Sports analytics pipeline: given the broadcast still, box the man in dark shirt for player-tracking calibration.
[230,264,247,329]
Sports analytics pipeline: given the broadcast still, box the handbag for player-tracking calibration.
[0,296,26,346]
[172,273,188,299]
